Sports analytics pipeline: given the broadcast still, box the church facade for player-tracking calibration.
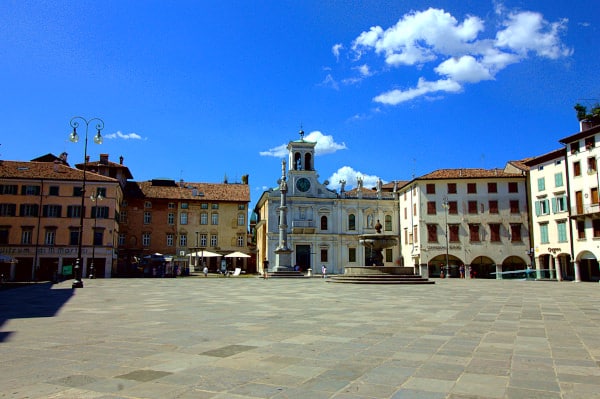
[253,131,400,275]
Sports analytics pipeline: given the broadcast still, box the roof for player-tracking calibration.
[125,180,250,202]
[75,160,134,180]
[0,160,118,183]
[559,124,600,144]
[343,186,396,199]
[417,168,524,180]
[523,148,565,167]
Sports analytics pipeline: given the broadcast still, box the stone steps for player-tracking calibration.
[327,274,435,284]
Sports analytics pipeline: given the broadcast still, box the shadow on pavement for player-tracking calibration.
[0,282,74,343]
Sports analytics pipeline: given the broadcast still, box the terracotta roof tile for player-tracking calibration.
[127,180,250,202]
[0,160,117,183]
[418,168,523,180]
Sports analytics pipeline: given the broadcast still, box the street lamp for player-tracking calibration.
[69,116,103,288]
[89,192,103,279]
[442,196,450,278]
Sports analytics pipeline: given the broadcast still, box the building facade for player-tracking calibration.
[0,156,122,281]
[396,167,531,278]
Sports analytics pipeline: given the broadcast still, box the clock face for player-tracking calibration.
[296,177,311,192]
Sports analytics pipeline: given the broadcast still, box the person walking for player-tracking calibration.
[263,260,269,279]
[321,264,327,278]
[202,265,208,277]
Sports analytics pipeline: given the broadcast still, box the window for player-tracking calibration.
[201,203,208,209]
[348,248,356,263]
[238,213,245,226]
[320,249,328,262]
[237,234,245,247]
[180,212,188,225]
[121,200,128,208]
[21,227,33,245]
[179,234,187,247]
[467,183,477,194]
[168,202,176,209]
[576,221,585,240]
[490,223,501,242]
[593,219,600,238]
[166,233,174,246]
[200,212,207,224]
[404,228,408,244]
[348,214,356,230]
[573,161,581,177]
[555,173,563,187]
[510,224,521,242]
[552,196,568,213]
[385,215,392,231]
[96,187,107,198]
[448,201,458,214]
[43,205,62,218]
[0,203,16,216]
[93,206,109,219]
[427,224,438,243]
[320,215,328,230]
[238,204,245,210]
[67,205,82,218]
[0,228,8,244]
[447,183,457,194]
[537,177,545,191]
[93,230,103,246]
[488,182,497,193]
[426,184,435,194]
[404,208,407,220]
[141,211,150,224]
[489,200,499,214]
[22,185,41,196]
[142,233,151,247]
[200,234,207,246]
[118,234,125,246]
[413,226,418,243]
[558,221,568,241]
[588,157,597,173]
[49,186,59,196]
[449,224,459,242]
[469,224,480,242]
[427,201,437,215]
[413,203,417,216]
[510,200,520,214]
[73,186,83,197]
[0,184,18,195]
[540,223,549,244]
[508,182,518,193]
[45,229,56,245]
[211,203,219,209]
[20,204,39,217]
[210,234,218,247]
[535,199,550,216]
[211,213,219,225]
[120,210,128,223]
[585,136,595,149]
[468,201,478,214]
[592,187,599,204]
[571,141,580,154]
[181,202,189,209]
[144,201,152,208]
[70,229,80,245]
[167,213,175,225]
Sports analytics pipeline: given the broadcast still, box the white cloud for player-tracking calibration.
[373,78,462,105]
[327,166,382,191]
[319,73,339,90]
[332,43,343,61]
[337,6,572,105]
[104,131,143,140]
[259,131,347,157]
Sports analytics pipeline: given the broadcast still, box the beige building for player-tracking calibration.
[0,155,122,281]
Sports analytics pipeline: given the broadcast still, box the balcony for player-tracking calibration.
[291,220,315,234]
[572,203,600,217]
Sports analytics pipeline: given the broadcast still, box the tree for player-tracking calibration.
[574,103,600,121]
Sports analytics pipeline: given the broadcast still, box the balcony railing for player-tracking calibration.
[291,220,314,228]
[572,203,600,216]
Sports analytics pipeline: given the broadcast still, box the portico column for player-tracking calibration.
[555,257,563,281]
[495,263,502,279]
[573,260,582,282]
[419,263,428,278]
[548,256,556,280]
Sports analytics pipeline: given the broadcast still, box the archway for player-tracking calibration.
[577,251,600,282]
[428,254,464,278]
[502,256,527,273]
[470,256,495,279]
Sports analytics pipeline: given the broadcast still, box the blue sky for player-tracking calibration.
[1,0,598,211]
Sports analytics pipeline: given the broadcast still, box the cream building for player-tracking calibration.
[398,167,531,278]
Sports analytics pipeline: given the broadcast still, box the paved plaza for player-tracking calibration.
[1,277,599,399]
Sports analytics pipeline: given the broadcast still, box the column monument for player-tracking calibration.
[274,159,293,271]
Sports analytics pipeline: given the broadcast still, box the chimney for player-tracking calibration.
[119,155,124,165]
[179,179,184,188]
[100,154,109,164]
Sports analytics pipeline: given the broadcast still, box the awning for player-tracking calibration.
[188,250,222,258]
[225,251,250,258]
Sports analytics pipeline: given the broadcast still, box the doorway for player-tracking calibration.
[296,245,311,272]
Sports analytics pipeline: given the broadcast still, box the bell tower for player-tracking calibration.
[287,128,317,196]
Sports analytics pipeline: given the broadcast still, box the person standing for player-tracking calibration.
[203,265,208,277]
[321,265,327,278]
[263,260,269,279]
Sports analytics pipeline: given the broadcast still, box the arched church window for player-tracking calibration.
[320,215,328,230]
[348,214,356,230]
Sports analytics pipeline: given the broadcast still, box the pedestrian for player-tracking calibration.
[459,264,465,279]
[321,264,327,278]
[203,265,208,277]
[263,260,269,279]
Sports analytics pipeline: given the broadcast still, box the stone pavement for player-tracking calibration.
[1,277,599,399]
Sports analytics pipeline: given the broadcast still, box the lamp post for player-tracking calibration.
[89,192,103,279]
[69,116,103,288]
[442,197,450,278]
